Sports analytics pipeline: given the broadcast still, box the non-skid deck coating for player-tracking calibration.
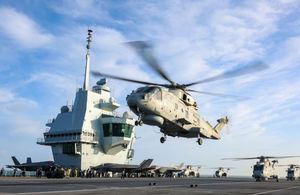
[0,177,299,195]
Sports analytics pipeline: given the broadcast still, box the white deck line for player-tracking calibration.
[252,186,300,195]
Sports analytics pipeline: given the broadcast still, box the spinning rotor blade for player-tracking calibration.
[127,41,175,85]
[183,61,268,87]
[265,156,300,159]
[222,157,263,160]
[91,71,163,86]
[187,89,248,99]
[277,164,300,167]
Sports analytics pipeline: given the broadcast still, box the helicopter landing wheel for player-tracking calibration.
[135,120,143,126]
[197,138,203,145]
[160,137,166,143]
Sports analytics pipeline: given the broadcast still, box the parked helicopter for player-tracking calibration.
[180,165,202,177]
[92,41,268,145]
[279,164,300,181]
[223,156,300,182]
[211,167,233,178]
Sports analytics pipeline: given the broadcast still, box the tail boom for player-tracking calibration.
[210,116,229,139]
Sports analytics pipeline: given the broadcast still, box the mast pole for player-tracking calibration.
[83,29,93,91]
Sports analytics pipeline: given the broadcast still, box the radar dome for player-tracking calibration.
[60,105,70,113]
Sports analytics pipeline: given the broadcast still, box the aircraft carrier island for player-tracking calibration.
[37,30,136,170]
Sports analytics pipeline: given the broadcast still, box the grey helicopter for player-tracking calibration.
[279,164,300,181]
[181,165,202,177]
[223,156,300,182]
[211,167,233,178]
[92,41,268,145]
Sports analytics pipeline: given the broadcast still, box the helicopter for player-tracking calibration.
[92,41,268,145]
[223,156,300,182]
[211,167,233,178]
[180,165,202,177]
[279,164,300,181]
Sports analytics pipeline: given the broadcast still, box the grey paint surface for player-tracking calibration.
[0,177,300,195]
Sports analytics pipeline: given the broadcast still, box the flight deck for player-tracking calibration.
[0,177,299,195]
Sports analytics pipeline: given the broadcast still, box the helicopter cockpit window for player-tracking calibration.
[254,165,264,171]
[183,94,187,101]
[143,87,161,98]
[135,87,145,93]
[143,87,156,93]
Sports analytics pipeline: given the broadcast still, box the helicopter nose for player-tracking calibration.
[126,93,147,112]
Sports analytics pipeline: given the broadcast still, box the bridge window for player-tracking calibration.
[103,124,112,136]
[103,123,133,138]
[63,143,76,154]
[123,124,133,138]
[113,123,124,136]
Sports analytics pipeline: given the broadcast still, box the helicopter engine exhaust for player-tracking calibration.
[142,115,164,127]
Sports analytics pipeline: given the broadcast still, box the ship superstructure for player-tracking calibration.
[37,30,135,170]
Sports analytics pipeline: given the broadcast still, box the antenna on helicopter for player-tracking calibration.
[83,29,93,91]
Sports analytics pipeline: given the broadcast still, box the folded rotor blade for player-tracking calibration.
[91,70,163,86]
[187,89,249,100]
[183,61,269,87]
[126,41,175,85]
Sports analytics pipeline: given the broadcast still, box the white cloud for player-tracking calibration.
[0,88,14,103]
[0,7,53,49]
[0,88,41,135]
[50,0,109,20]
[0,88,38,114]
[24,72,78,99]
[1,115,42,136]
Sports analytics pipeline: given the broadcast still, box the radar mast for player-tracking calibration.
[83,29,93,91]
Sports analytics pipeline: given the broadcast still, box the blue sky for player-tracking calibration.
[1,0,300,176]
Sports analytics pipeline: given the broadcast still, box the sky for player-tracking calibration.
[0,0,300,177]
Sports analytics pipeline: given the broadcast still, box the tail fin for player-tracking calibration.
[138,159,153,169]
[177,163,184,169]
[12,156,20,165]
[26,157,32,164]
[214,117,229,134]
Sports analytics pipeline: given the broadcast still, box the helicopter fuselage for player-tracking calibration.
[252,160,279,181]
[126,86,227,142]
[215,168,229,178]
[286,166,300,181]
